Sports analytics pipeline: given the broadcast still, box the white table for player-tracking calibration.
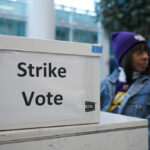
[0,112,148,150]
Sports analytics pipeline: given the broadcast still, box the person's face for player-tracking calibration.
[132,50,149,72]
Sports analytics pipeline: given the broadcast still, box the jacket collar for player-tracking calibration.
[108,68,149,84]
[108,68,120,84]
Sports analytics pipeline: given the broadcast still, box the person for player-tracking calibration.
[100,31,150,149]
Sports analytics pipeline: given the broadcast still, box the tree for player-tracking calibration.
[95,0,150,39]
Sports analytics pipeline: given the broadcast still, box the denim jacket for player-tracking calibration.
[100,68,150,149]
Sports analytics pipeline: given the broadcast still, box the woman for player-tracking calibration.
[100,31,150,149]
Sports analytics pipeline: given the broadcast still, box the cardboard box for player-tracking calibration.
[0,35,102,130]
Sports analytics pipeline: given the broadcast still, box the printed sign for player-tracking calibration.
[0,50,86,126]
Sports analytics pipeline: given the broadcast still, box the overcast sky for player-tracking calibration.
[54,0,97,11]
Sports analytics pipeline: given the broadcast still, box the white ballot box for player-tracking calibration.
[0,112,148,150]
[0,35,102,130]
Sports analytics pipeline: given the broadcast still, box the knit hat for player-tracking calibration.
[111,31,146,64]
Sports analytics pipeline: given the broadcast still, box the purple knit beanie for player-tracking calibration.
[111,31,146,64]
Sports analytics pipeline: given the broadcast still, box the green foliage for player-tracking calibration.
[95,0,150,39]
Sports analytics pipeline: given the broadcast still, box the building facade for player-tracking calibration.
[0,0,100,43]
[55,5,101,44]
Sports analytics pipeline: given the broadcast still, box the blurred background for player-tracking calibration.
[0,0,150,79]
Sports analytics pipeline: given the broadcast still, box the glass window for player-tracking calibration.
[73,29,98,44]
[0,18,26,36]
[56,26,69,41]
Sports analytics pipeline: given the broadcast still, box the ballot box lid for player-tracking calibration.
[0,35,102,56]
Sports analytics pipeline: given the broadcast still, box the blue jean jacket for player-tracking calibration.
[100,69,150,149]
